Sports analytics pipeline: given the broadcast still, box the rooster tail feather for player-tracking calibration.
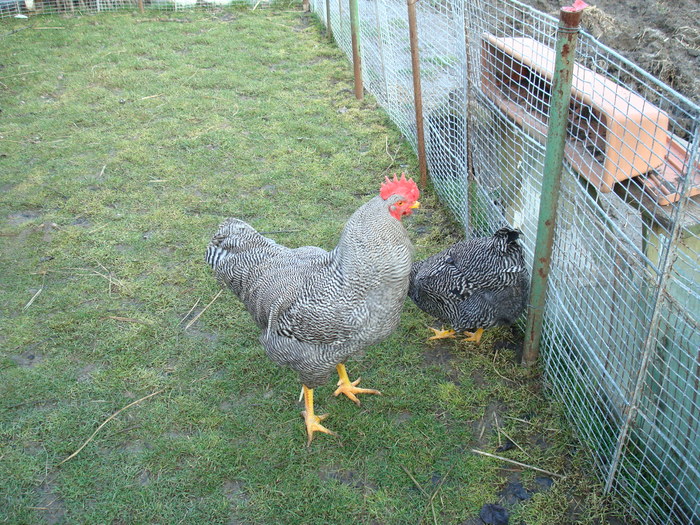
[205,244,227,270]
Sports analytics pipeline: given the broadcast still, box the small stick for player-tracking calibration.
[419,464,454,524]
[402,466,438,525]
[179,298,201,325]
[184,289,222,330]
[58,389,165,466]
[252,0,263,9]
[504,415,560,432]
[0,71,41,79]
[23,288,43,311]
[87,223,109,235]
[400,465,429,497]
[103,316,151,325]
[493,413,502,448]
[498,428,531,458]
[470,449,565,478]
[140,93,163,100]
[492,349,515,383]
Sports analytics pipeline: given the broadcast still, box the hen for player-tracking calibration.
[408,227,529,343]
[205,174,420,444]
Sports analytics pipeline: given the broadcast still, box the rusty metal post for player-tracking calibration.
[407,0,427,188]
[522,1,587,365]
[325,0,332,41]
[138,0,144,13]
[349,0,363,99]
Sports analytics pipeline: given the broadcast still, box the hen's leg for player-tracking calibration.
[428,326,457,340]
[301,385,336,446]
[333,363,381,406]
[461,327,484,343]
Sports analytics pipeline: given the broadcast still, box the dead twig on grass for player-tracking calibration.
[492,348,515,383]
[419,464,454,525]
[103,316,152,325]
[58,389,165,466]
[470,449,565,478]
[400,465,429,497]
[179,298,201,326]
[184,289,223,331]
[381,136,402,176]
[504,415,560,433]
[401,466,436,525]
[498,427,531,458]
[23,288,43,311]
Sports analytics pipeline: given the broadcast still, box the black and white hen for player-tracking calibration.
[408,227,529,342]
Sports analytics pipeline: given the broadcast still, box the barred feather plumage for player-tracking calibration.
[408,227,529,333]
[205,193,416,388]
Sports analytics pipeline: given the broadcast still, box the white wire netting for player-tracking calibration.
[0,0,254,17]
[311,0,698,523]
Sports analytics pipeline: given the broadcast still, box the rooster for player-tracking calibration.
[205,174,420,445]
[408,227,529,343]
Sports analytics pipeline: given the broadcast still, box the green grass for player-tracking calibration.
[1,7,623,524]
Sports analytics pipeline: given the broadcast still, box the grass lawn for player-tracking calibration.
[2,7,621,524]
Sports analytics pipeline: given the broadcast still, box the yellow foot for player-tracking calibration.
[461,327,484,343]
[333,363,381,406]
[428,326,457,340]
[302,385,337,446]
[301,409,336,446]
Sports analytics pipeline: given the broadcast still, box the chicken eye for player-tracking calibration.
[395,200,404,207]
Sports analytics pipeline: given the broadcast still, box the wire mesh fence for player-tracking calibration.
[312,0,698,522]
[0,0,254,18]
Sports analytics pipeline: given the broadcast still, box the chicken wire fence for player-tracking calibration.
[311,0,699,523]
[0,0,257,18]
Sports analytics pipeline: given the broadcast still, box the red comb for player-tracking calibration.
[562,0,588,12]
[380,173,420,201]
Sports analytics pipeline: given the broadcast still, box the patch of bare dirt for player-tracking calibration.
[10,350,44,367]
[422,342,461,383]
[35,473,66,525]
[318,463,378,494]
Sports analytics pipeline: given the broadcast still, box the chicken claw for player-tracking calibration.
[333,364,381,406]
[461,327,484,343]
[302,385,337,446]
[428,327,457,340]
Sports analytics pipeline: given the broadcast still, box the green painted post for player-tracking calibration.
[522,2,587,366]
[349,0,363,99]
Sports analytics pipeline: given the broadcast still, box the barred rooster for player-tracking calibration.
[408,227,529,343]
[205,174,420,445]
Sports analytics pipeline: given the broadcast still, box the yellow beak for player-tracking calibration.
[410,201,421,209]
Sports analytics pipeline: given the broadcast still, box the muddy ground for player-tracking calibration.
[527,0,700,106]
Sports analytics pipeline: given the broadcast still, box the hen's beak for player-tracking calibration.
[410,201,421,209]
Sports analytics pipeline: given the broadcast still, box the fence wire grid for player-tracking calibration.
[0,0,255,17]
[312,0,698,523]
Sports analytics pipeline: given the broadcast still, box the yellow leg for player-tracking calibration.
[428,326,457,340]
[462,327,484,343]
[301,385,336,446]
[333,363,381,406]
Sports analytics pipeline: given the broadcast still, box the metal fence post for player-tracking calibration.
[349,0,363,99]
[521,1,587,366]
[407,0,428,188]
[325,0,332,41]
